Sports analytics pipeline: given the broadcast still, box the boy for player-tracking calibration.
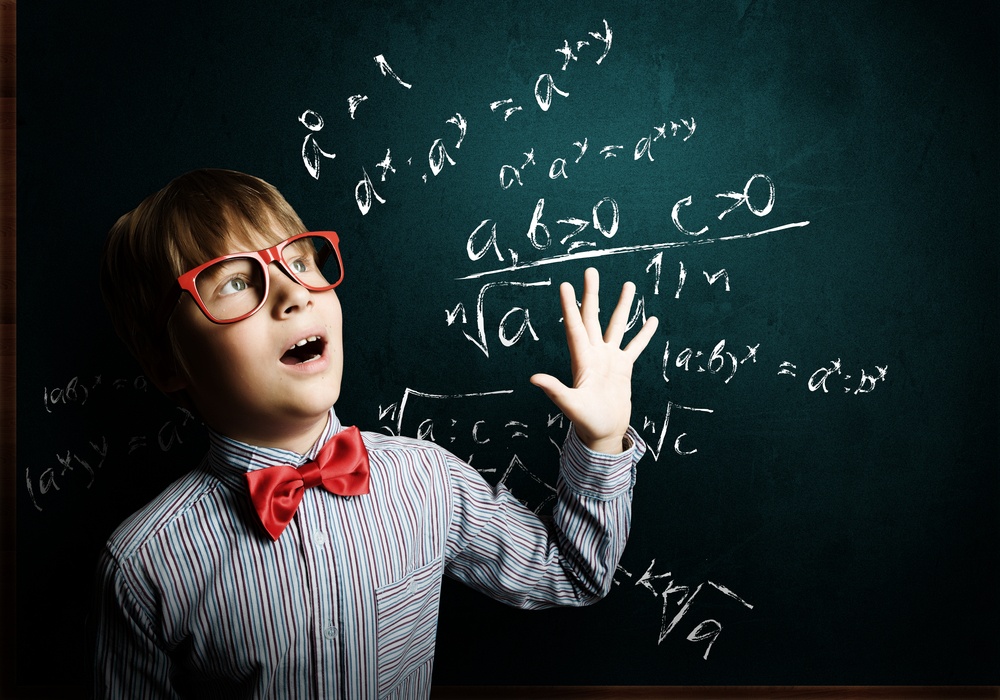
[93,168,658,698]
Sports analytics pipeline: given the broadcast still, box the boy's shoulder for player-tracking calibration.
[359,429,470,483]
[102,458,226,565]
[359,429,453,461]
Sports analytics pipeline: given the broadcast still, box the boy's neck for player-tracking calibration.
[219,412,335,456]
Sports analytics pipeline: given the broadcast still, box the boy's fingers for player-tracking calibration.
[559,282,587,347]
[623,315,659,360]
[580,268,603,343]
[604,281,636,346]
[559,281,578,321]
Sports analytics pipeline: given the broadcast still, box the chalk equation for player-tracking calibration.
[780,358,889,395]
[26,408,196,512]
[297,19,623,215]
[30,371,198,512]
[617,559,754,658]
[298,43,469,216]
[377,387,717,471]
[25,436,109,513]
[662,340,888,395]
[639,401,715,462]
[377,387,566,513]
[445,279,553,358]
[496,116,695,190]
[458,174,805,280]
[43,373,150,413]
[299,97,466,215]
[443,261,887,398]
[491,18,612,124]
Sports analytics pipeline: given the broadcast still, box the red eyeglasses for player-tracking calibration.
[163,231,344,325]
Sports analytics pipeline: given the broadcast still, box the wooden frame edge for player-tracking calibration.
[1,1,16,697]
[428,688,999,699]
[0,3,995,698]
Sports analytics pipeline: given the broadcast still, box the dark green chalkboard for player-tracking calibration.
[16,0,998,691]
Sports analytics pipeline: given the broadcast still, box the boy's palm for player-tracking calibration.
[531,268,659,454]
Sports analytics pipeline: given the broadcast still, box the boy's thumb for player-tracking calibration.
[529,373,569,404]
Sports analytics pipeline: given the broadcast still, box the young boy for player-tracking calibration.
[93,168,658,698]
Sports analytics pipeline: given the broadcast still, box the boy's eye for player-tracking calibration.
[197,258,259,299]
[219,276,252,295]
[289,257,310,274]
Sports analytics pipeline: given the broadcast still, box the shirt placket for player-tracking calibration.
[297,488,341,699]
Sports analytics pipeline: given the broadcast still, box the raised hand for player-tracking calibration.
[530,267,659,454]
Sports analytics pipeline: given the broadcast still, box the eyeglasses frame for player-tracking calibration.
[163,230,344,326]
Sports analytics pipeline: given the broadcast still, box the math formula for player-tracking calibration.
[285,16,895,659]
[29,372,198,512]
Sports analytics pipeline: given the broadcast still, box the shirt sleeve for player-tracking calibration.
[92,547,180,700]
[443,425,646,609]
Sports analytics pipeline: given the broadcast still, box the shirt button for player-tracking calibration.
[324,624,337,640]
[314,531,328,546]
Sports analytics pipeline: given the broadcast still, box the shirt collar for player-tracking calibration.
[206,408,343,490]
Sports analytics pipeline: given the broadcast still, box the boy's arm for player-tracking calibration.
[444,425,644,608]
[93,549,179,699]
[529,267,658,455]
[443,268,656,607]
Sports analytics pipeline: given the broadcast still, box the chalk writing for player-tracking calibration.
[43,373,148,413]
[446,279,552,357]
[646,255,731,298]
[298,20,620,215]
[25,437,109,512]
[27,407,196,512]
[298,109,337,179]
[499,454,557,514]
[490,19,613,121]
[298,44,468,214]
[499,119,696,188]
[641,401,715,462]
[283,19,890,669]
[661,340,760,385]
[379,387,514,441]
[457,176,809,281]
[614,560,753,658]
[352,111,467,212]
[655,340,887,396]
[354,167,386,216]
[643,562,753,656]
[43,375,91,412]
[377,387,571,511]
[489,98,522,122]
[373,54,412,89]
[779,358,890,395]
[347,94,368,120]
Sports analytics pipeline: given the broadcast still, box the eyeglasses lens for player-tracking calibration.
[194,257,267,322]
[283,235,342,289]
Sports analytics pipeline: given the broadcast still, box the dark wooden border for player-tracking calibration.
[430,689,999,699]
[0,2,996,698]
[1,1,17,698]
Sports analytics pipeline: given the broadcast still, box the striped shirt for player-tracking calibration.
[93,409,645,699]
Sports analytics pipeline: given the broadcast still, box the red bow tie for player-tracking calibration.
[245,426,370,541]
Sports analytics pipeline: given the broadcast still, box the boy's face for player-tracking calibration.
[167,232,344,452]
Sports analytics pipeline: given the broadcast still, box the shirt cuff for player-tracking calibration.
[560,425,647,500]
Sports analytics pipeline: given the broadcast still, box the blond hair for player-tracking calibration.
[99,169,307,374]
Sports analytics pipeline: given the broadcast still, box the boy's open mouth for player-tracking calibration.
[281,335,325,365]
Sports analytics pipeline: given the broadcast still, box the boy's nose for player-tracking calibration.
[267,263,312,316]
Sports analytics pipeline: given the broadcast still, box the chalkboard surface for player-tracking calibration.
[15,0,998,691]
